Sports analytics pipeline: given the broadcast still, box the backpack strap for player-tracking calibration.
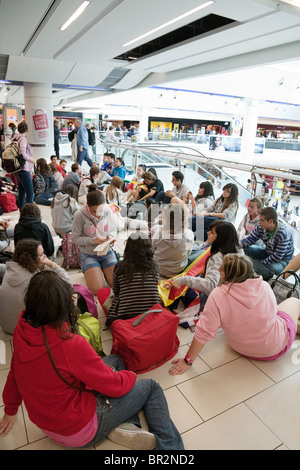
[42,325,94,394]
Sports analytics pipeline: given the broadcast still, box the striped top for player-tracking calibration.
[241,221,294,265]
[106,261,161,326]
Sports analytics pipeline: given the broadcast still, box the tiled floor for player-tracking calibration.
[1,195,300,450]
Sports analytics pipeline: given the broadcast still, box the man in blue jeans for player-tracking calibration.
[75,119,93,168]
[241,206,294,280]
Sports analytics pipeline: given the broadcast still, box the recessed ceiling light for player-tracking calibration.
[60,1,91,31]
[122,1,215,48]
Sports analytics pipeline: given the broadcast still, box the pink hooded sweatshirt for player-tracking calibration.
[195,276,289,358]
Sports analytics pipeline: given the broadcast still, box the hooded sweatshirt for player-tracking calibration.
[0,261,72,334]
[14,215,54,257]
[194,276,289,358]
[3,314,136,439]
[72,203,116,255]
[151,226,194,278]
[51,192,79,234]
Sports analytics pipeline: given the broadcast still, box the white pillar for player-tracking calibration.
[23,82,53,160]
[240,100,259,165]
[138,107,149,142]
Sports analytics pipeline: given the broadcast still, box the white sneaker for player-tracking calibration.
[107,423,156,450]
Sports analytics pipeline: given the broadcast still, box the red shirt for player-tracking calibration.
[3,314,136,436]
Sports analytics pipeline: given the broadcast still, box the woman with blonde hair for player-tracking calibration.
[169,253,300,375]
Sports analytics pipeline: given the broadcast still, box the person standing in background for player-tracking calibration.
[13,122,35,209]
[53,120,60,159]
[75,119,93,169]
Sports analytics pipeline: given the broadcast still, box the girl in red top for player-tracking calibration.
[0,271,183,450]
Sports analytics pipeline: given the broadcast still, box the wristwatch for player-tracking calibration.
[184,356,193,366]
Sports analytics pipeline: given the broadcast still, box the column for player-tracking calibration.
[240,100,260,165]
[138,107,149,142]
[23,82,53,160]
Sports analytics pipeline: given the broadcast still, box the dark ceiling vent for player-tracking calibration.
[114,14,236,62]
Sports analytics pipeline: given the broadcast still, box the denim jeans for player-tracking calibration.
[76,146,93,168]
[244,246,289,281]
[34,191,53,206]
[16,169,34,208]
[190,215,219,241]
[84,355,184,450]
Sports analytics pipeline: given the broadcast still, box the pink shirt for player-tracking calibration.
[42,412,98,447]
[195,277,289,358]
[13,134,34,173]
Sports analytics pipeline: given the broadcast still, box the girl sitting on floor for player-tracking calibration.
[0,270,183,450]
[192,183,239,241]
[72,184,117,294]
[169,253,300,375]
[151,204,194,278]
[99,234,161,327]
[170,220,240,309]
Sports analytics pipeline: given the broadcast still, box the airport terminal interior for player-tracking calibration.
[1,0,300,451]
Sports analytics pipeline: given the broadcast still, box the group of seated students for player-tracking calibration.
[0,153,300,450]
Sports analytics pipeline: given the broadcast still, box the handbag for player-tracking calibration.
[61,233,81,269]
[268,270,300,304]
[111,303,179,374]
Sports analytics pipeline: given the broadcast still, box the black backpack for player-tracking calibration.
[33,174,46,196]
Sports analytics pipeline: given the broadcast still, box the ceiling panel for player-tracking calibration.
[6,55,74,83]
[54,0,217,63]
[0,0,300,110]
[126,10,300,73]
[26,0,118,59]
[0,0,54,55]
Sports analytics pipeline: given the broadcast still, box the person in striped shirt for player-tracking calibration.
[240,207,294,280]
[105,233,161,327]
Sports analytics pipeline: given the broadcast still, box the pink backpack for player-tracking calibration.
[73,284,98,318]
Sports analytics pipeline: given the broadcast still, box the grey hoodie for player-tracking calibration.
[151,226,194,278]
[51,192,79,234]
[72,203,116,255]
[0,261,71,334]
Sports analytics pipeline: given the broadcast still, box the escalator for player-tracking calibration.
[103,140,300,253]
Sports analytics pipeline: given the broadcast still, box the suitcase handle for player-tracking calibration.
[133,309,162,327]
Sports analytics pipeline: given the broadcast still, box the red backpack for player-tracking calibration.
[0,192,18,212]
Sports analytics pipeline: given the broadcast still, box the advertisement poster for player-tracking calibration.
[30,107,52,143]
[4,107,18,125]
[209,136,264,154]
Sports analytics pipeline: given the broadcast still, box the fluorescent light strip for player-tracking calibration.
[122,1,214,48]
[60,1,91,31]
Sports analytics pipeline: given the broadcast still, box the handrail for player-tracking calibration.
[104,139,300,182]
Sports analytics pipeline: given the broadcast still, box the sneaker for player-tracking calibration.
[107,422,156,450]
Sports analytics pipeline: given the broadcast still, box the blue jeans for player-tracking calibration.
[16,170,34,208]
[244,246,289,281]
[84,355,184,450]
[76,146,93,167]
[35,191,53,206]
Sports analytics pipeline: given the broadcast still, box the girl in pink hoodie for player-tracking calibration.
[169,253,300,375]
